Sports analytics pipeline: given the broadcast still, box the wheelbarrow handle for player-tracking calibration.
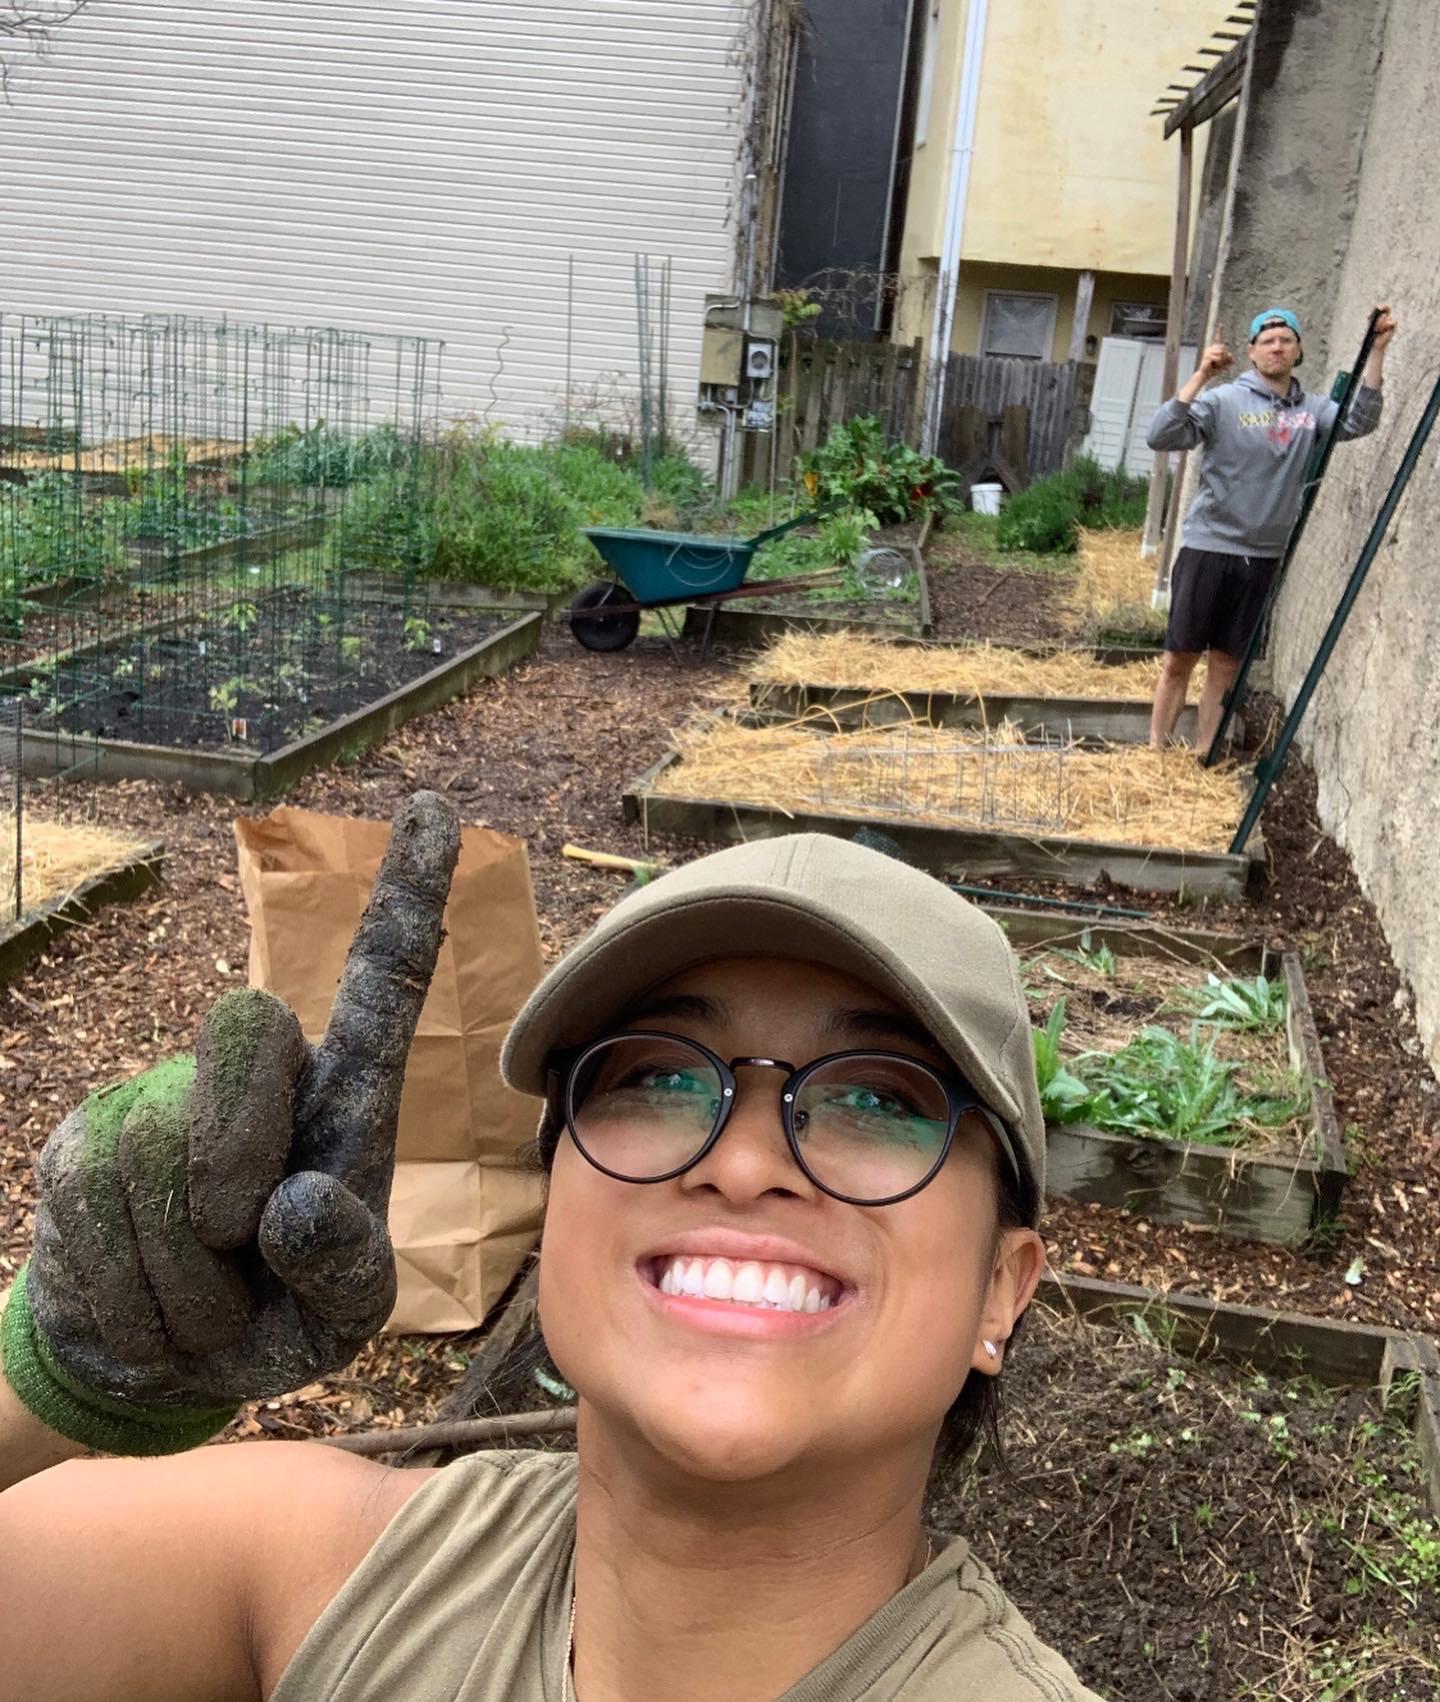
[744,501,844,551]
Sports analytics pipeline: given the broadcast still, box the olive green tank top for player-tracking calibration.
[270,1451,1104,1701]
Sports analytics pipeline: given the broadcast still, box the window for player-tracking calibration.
[979,291,1058,361]
[1109,301,1167,340]
[915,2,941,147]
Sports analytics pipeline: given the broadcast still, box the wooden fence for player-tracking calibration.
[761,339,922,486]
[747,340,1093,490]
[938,355,1095,484]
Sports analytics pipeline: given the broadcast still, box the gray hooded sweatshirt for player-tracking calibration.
[1146,368,1382,557]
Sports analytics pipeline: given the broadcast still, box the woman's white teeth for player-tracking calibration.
[656,1256,834,1313]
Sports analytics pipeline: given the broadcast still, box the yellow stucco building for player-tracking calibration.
[895,0,1225,364]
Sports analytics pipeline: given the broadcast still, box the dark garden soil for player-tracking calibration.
[2,586,157,669]
[924,530,1080,647]
[949,1300,1440,1701]
[24,590,509,754]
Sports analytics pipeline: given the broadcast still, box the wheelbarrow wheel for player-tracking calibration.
[570,581,640,652]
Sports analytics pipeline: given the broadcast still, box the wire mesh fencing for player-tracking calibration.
[1,697,20,922]
[1,313,445,758]
[793,724,1074,834]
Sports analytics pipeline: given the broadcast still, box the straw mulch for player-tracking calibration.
[749,632,1170,701]
[1070,527,1168,641]
[653,716,1243,852]
[0,816,151,920]
[4,434,243,474]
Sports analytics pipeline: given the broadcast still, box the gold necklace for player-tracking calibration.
[561,1536,933,1700]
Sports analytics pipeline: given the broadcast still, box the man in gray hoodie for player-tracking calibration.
[1145,304,1396,750]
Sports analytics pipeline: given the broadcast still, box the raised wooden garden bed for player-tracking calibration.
[14,609,542,801]
[623,748,1261,899]
[751,678,1186,744]
[746,631,1194,744]
[1037,1271,1440,1518]
[999,908,1346,1245]
[0,839,163,985]
[341,576,567,618]
[124,514,325,574]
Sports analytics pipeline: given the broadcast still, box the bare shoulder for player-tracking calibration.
[0,1440,435,1702]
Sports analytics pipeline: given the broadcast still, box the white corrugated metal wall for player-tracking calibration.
[0,0,756,444]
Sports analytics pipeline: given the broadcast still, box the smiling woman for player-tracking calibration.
[0,814,1102,1702]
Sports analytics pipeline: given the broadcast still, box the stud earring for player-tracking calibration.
[983,1340,999,1359]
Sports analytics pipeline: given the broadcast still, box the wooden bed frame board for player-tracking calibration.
[623,750,1261,900]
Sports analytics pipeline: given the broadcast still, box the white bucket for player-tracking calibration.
[970,481,1004,516]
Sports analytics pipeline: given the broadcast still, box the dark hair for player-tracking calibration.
[931,1133,1040,1476]
[492,1100,1041,1474]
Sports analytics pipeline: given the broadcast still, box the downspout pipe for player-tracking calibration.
[921,0,989,454]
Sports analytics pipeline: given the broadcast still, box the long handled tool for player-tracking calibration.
[1228,366,1440,854]
[1203,309,1382,767]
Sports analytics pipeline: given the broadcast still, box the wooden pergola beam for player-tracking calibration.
[1164,34,1248,137]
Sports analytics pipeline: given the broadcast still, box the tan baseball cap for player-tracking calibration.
[502,833,1045,1208]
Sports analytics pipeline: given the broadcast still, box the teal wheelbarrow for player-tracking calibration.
[569,508,843,652]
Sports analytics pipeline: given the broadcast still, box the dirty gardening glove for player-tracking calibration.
[0,791,462,1456]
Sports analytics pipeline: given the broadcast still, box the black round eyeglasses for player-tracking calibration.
[547,1030,1003,1208]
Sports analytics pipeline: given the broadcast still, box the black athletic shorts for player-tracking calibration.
[1165,546,1278,658]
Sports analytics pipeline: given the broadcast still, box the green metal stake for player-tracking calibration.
[1228,367,1440,856]
[1204,310,1382,767]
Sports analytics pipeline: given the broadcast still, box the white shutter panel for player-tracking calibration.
[1122,343,1198,476]
[1082,338,1145,470]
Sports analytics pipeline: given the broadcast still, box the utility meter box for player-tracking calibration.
[700,325,744,386]
[744,338,777,382]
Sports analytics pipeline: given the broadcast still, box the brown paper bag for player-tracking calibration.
[235,806,545,1333]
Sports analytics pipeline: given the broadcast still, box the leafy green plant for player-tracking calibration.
[796,417,960,524]
[1032,1005,1310,1146]
[995,456,1149,555]
[1032,1000,1101,1123]
[1169,972,1287,1035]
[207,678,246,715]
[1,472,124,584]
[402,615,432,652]
[246,421,409,488]
[1049,930,1117,979]
[776,287,823,331]
[225,599,260,634]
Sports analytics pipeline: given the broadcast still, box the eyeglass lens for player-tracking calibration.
[567,1034,953,1201]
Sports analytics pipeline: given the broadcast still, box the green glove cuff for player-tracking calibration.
[1,1265,236,1457]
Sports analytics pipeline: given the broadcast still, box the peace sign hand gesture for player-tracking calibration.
[5,793,462,1452]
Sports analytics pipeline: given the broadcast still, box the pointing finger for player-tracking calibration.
[288,791,462,1210]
